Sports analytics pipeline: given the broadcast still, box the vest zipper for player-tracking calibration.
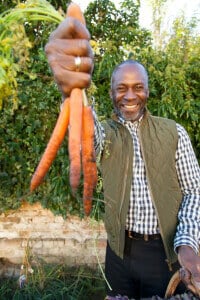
[118,149,130,254]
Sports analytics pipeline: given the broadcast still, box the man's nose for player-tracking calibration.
[124,89,137,100]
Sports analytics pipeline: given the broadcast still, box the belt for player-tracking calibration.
[125,230,161,242]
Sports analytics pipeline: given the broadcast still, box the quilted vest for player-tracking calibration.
[100,111,183,264]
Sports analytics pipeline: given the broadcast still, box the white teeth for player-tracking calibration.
[124,104,137,109]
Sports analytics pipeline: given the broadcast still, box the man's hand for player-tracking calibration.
[178,245,200,296]
[45,5,94,99]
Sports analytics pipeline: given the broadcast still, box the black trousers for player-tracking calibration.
[105,234,185,299]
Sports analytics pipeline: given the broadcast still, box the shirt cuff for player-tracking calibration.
[174,234,199,254]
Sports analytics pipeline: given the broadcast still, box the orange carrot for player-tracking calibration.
[81,105,98,216]
[66,3,86,25]
[31,2,97,214]
[66,3,97,214]
[30,98,70,192]
[68,88,83,193]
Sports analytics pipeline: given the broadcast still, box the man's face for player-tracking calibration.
[110,63,149,122]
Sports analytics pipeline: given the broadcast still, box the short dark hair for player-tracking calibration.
[111,59,148,88]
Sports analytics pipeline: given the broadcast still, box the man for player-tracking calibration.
[45,12,200,299]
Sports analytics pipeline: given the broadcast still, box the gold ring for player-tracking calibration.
[74,56,81,72]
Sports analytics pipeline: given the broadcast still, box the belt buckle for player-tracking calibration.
[128,230,133,239]
[128,231,150,241]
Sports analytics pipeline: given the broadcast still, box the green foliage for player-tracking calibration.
[0,265,106,299]
[0,0,64,110]
[131,16,200,158]
[0,0,16,13]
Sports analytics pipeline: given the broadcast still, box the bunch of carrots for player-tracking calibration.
[30,3,97,216]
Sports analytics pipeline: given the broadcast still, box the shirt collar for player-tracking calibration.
[118,114,143,129]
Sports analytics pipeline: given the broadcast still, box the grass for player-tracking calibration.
[0,264,106,300]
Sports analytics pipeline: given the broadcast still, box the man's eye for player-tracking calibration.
[135,85,143,90]
[117,87,125,92]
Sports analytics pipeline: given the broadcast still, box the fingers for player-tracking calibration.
[44,5,93,98]
[45,36,94,98]
[58,72,92,98]
[48,53,93,74]
[191,279,200,297]
[179,267,200,296]
[179,267,191,285]
[49,17,90,40]
[191,271,200,297]
[51,62,92,95]
[45,39,93,78]
[45,39,93,59]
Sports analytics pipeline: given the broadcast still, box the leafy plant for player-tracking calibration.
[0,265,106,299]
[0,0,64,110]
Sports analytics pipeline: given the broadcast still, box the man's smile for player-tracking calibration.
[121,103,139,111]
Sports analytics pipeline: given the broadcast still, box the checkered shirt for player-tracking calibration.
[93,111,200,253]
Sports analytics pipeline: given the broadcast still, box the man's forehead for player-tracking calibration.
[114,64,147,80]
[117,63,145,73]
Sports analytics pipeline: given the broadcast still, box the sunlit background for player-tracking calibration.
[72,0,200,33]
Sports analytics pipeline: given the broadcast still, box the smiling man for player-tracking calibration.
[110,61,149,122]
[93,60,199,299]
[45,8,200,299]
